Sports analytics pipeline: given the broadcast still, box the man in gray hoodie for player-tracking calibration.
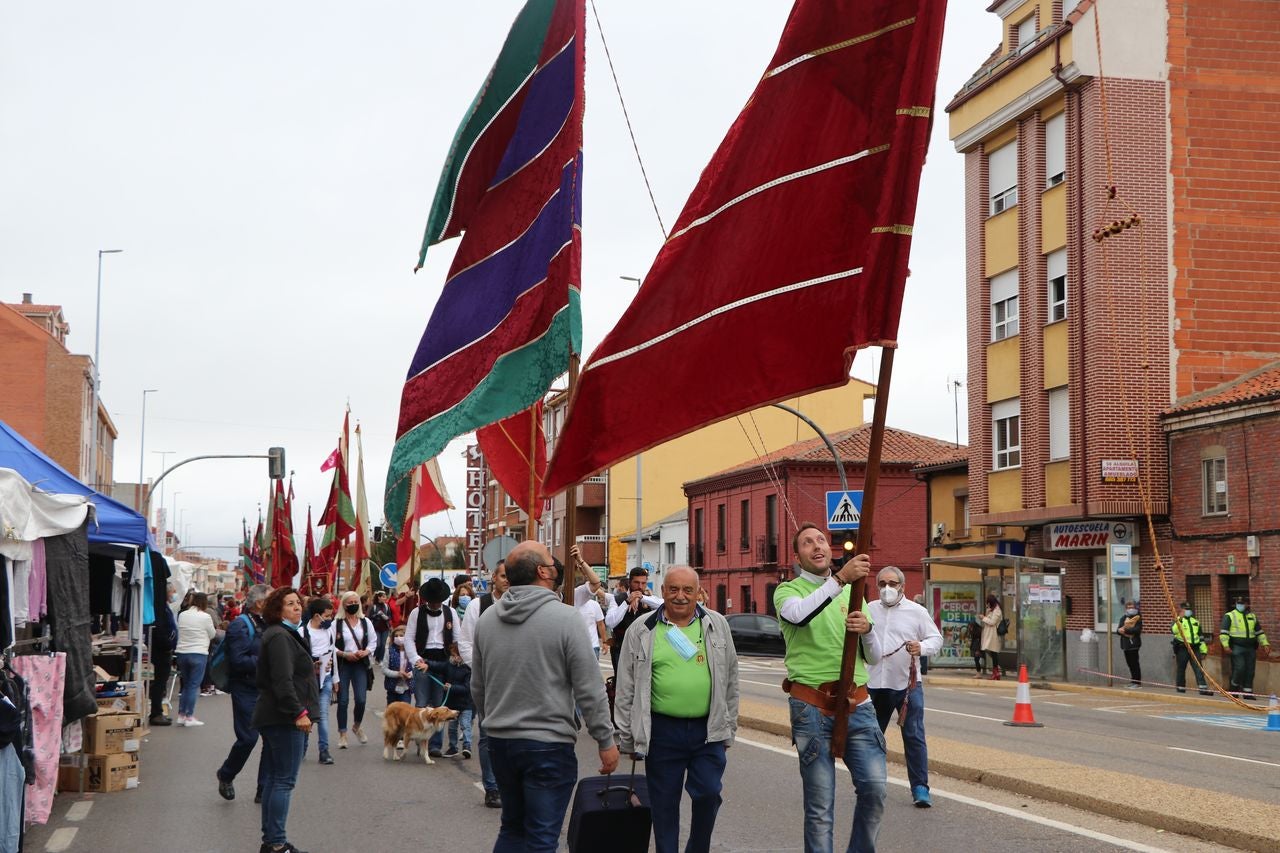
[473,540,619,852]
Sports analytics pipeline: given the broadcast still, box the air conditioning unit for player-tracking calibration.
[1246,535,1260,557]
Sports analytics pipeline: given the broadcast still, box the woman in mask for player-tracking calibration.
[253,587,318,853]
[333,590,376,749]
[1117,599,1143,688]
[301,598,339,764]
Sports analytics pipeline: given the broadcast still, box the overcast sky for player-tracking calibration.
[0,1,994,560]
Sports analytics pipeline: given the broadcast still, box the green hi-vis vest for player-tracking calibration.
[1171,616,1206,653]
[1220,610,1268,648]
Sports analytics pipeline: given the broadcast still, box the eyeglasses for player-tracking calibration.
[877,580,902,589]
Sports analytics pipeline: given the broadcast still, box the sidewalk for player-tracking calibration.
[736,680,1280,853]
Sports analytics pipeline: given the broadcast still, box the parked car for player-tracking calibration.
[725,613,786,656]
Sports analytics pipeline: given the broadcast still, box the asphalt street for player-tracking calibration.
[720,657,1280,807]
[23,663,1244,853]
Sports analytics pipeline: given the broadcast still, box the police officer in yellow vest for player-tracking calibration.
[1219,597,1271,700]
[1171,601,1211,696]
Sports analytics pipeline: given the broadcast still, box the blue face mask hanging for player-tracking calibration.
[666,626,699,661]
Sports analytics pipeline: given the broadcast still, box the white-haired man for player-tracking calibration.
[866,566,942,808]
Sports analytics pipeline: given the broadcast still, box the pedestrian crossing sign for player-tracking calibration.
[826,490,863,531]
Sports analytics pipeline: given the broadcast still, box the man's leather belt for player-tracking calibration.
[782,678,868,717]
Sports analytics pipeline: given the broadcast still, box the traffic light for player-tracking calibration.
[372,525,383,543]
[834,533,857,567]
[268,446,286,479]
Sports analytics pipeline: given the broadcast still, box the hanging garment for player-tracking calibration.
[9,561,29,626]
[0,744,22,852]
[42,525,95,724]
[26,541,45,622]
[88,555,115,616]
[0,558,10,652]
[11,654,65,825]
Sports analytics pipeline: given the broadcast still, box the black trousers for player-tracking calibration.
[149,646,172,717]
[1123,648,1142,684]
[1174,644,1206,690]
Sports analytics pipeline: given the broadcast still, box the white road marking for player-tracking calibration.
[963,691,986,697]
[735,737,1173,852]
[925,707,1006,723]
[44,828,77,853]
[1094,704,1154,714]
[65,801,92,822]
[1042,701,1074,707]
[1168,746,1280,768]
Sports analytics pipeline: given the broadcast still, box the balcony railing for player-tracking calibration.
[756,535,779,565]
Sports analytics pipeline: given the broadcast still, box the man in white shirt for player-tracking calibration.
[459,560,508,809]
[605,567,664,671]
[866,565,943,808]
[403,577,459,757]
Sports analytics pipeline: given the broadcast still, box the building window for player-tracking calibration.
[988,142,1018,215]
[1047,249,1067,322]
[1045,113,1065,187]
[1202,456,1227,515]
[664,542,675,565]
[1186,575,1211,625]
[1094,556,1141,632]
[694,507,705,565]
[1013,14,1037,53]
[990,268,1019,341]
[554,518,563,546]
[992,399,1021,470]
[739,499,750,551]
[505,492,517,510]
[1222,575,1249,613]
[955,494,970,533]
[1048,386,1070,461]
[716,504,726,553]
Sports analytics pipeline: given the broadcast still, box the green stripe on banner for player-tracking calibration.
[384,288,580,523]
[419,0,558,258]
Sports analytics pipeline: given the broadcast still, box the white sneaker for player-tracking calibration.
[174,717,187,727]
[353,725,368,744]
[185,718,206,726]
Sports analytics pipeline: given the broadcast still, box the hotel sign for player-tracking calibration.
[465,444,485,571]
[1044,520,1138,551]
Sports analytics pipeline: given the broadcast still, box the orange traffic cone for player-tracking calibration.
[1003,664,1044,728]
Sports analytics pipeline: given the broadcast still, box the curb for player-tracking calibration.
[924,674,1242,711]
[734,713,1278,852]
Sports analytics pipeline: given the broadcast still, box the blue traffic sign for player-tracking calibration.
[380,562,399,589]
[826,490,863,531]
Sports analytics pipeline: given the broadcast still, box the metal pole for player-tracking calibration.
[771,403,848,491]
[89,249,122,489]
[138,389,157,508]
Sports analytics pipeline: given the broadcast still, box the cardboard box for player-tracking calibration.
[94,682,143,716]
[58,753,139,793]
[83,713,141,755]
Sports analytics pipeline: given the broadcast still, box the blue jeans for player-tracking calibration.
[412,663,447,751]
[336,659,368,733]
[217,680,267,792]
[789,698,886,853]
[869,684,928,791]
[259,725,306,846]
[646,714,727,853]
[314,673,333,753]
[175,652,207,718]
[489,737,577,853]
[478,722,497,793]
[448,709,474,751]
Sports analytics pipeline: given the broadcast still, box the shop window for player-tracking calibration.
[1094,556,1141,632]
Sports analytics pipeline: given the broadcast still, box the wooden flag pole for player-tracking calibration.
[562,353,581,603]
[529,402,540,530]
[831,347,895,757]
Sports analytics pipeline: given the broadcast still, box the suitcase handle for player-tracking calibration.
[599,754,641,805]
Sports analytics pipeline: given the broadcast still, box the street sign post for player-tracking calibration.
[825,490,864,531]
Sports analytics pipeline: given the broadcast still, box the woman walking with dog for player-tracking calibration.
[333,591,376,749]
[253,587,318,853]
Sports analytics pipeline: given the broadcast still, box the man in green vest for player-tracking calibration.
[1171,600,1211,696]
[774,522,883,853]
[1219,597,1271,700]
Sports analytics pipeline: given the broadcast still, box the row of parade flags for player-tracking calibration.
[237,409,453,596]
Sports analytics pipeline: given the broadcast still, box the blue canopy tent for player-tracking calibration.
[0,419,152,548]
[1,418,156,717]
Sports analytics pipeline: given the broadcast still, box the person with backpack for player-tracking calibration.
[403,577,459,758]
[216,583,271,803]
[333,591,376,749]
[301,597,339,764]
[458,559,507,808]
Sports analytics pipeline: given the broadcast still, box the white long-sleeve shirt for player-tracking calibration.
[302,619,339,686]
[457,598,482,667]
[866,598,943,690]
[333,615,376,662]
[402,605,455,667]
[604,590,664,630]
[175,608,216,654]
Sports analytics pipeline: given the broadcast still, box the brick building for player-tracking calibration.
[1,293,117,489]
[683,425,961,618]
[944,0,1280,684]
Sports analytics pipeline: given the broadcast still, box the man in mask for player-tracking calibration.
[457,559,509,808]
[866,566,942,808]
[1219,597,1271,700]
[1171,600,1211,696]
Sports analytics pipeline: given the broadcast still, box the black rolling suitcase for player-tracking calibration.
[566,757,651,853]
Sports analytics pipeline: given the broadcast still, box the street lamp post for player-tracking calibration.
[138,389,158,509]
[620,275,644,570]
[89,249,123,490]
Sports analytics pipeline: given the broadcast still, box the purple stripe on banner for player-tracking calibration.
[407,159,582,379]
[490,39,576,188]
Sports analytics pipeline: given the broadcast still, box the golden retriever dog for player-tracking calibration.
[382,702,459,764]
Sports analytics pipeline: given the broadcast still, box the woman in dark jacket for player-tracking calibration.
[252,588,319,853]
[1117,599,1143,688]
